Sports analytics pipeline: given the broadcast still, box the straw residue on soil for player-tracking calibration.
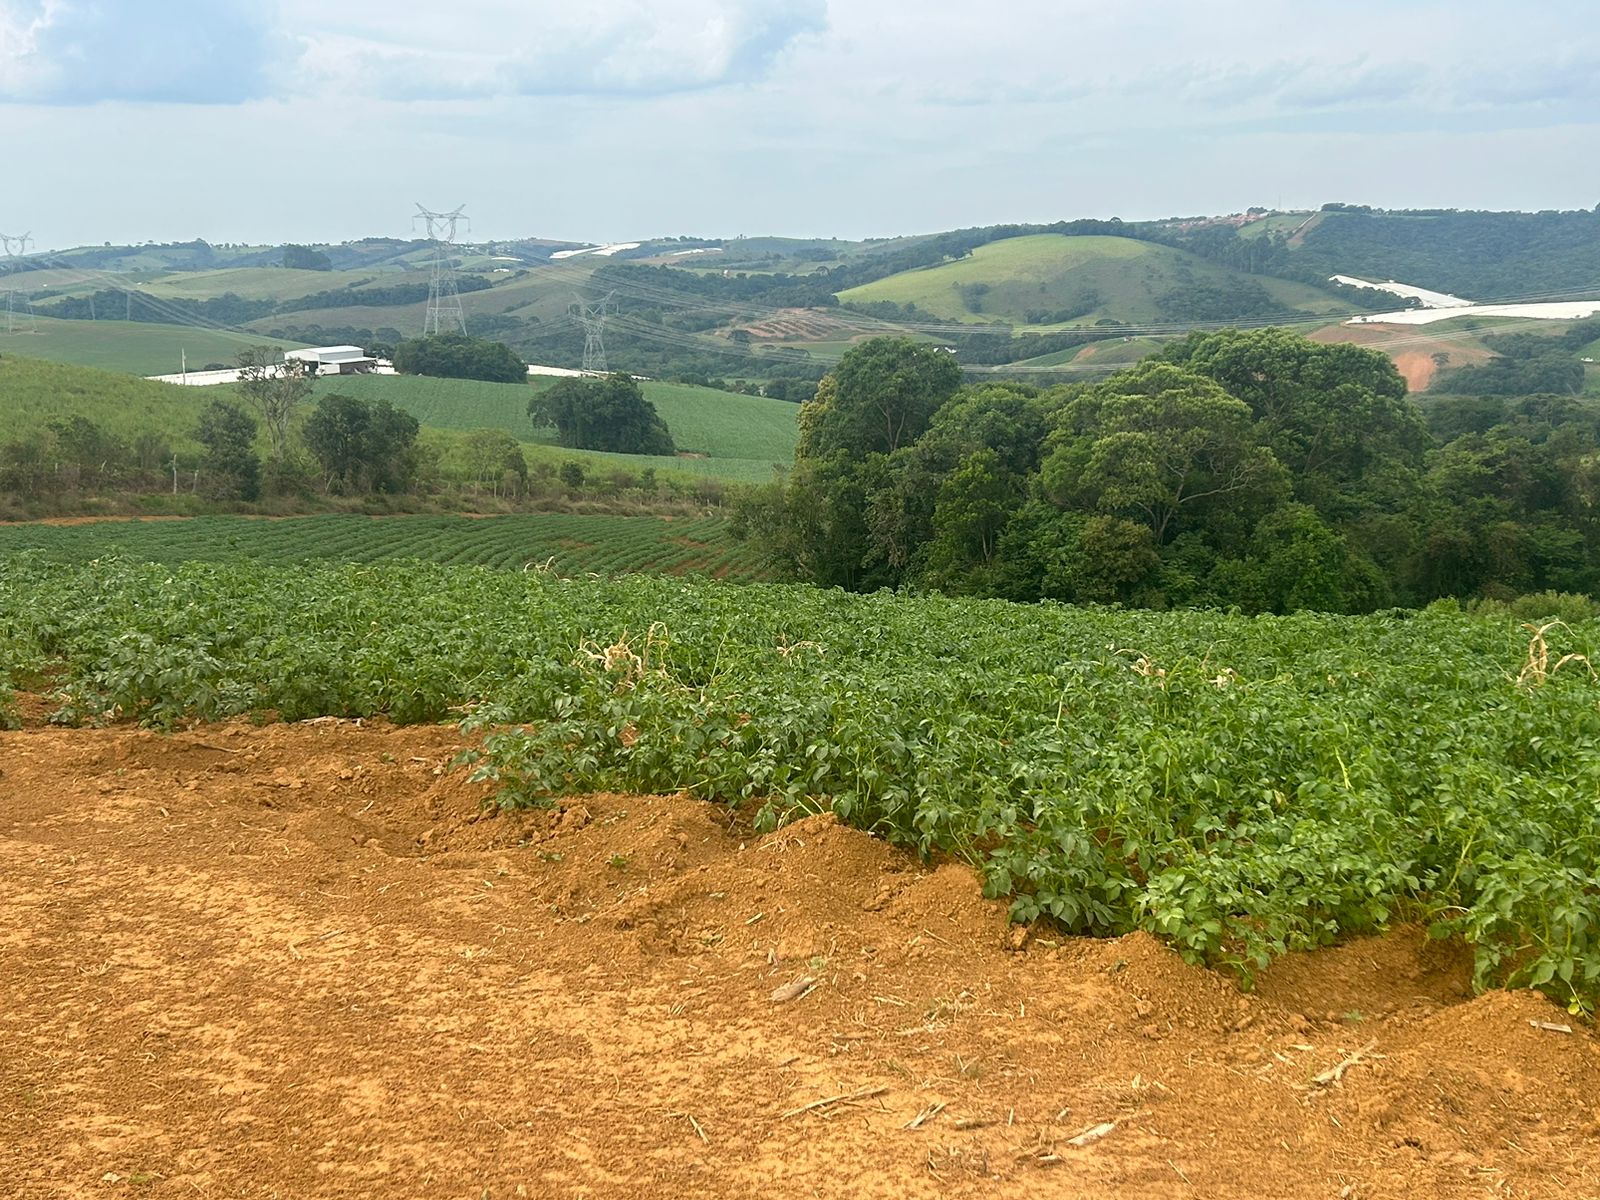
[3,719,1597,1199]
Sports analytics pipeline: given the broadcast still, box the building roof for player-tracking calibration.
[286,345,371,363]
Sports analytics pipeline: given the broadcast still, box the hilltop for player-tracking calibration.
[837,233,1347,327]
[4,205,1599,390]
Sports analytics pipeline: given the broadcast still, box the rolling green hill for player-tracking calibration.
[308,373,797,479]
[837,234,1348,327]
[0,317,302,376]
[0,355,211,454]
[1281,208,1600,299]
[139,267,411,302]
[0,355,793,485]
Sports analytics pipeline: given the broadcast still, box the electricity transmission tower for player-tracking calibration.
[413,204,469,336]
[0,231,38,335]
[569,291,616,372]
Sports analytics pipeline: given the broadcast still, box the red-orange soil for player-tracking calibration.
[4,720,1598,1198]
[1308,324,1496,393]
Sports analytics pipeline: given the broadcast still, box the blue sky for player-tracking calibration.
[2,0,1597,249]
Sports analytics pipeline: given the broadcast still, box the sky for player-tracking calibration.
[2,0,1598,250]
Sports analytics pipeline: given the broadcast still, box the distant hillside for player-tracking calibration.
[0,317,302,377]
[13,205,1600,387]
[1284,208,1600,300]
[836,234,1349,327]
[1155,207,1600,303]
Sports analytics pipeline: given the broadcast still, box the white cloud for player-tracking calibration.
[0,0,289,104]
[289,0,826,100]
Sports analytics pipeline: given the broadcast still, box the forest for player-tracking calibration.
[739,331,1600,612]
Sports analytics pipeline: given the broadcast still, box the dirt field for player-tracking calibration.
[1308,324,1496,393]
[4,720,1598,1199]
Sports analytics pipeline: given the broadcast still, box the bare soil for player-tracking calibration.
[3,720,1598,1199]
[1308,324,1496,393]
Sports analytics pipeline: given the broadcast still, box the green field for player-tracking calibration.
[0,513,767,578]
[311,374,797,463]
[0,317,301,376]
[2,559,1596,1011]
[140,266,409,302]
[1004,334,1170,371]
[301,372,796,482]
[1234,212,1319,240]
[837,234,1348,327]
[0,355,791,485]
[0,355,213,451]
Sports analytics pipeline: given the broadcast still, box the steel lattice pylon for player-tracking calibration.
[413,205,468,337]
[0,231,38,335]
[569,291,616,373]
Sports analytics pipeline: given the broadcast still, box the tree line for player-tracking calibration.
[738,332,1600,611]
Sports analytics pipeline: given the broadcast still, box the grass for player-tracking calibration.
[0,513,770,580]
[0,354,785,486]
[139,267,407,302]
[304,373,797,482]
[0,317,302,377]
[1235,213,1318,240]
[1006,335,1169,371]
[837,234,1347,327]
[531,378,798,462]
[0,355,212,452]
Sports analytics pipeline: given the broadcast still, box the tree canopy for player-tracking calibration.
[302,393,420,494]
[741,329,1600,613]
[796,337,963,459]
[393,333,527,384]
[528,374,676,456]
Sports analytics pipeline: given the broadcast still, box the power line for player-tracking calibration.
[414,204,468,337]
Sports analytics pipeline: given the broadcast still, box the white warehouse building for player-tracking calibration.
[284,345,378,375]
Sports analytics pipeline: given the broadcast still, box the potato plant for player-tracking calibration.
[1,555,1596,1012]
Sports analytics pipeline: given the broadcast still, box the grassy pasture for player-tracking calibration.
[838,234,1346,327]
[305,374,796,481]
[0,355,213,453]
[0,317,302,377]
[0,354,787,486]
[138,267,408,302]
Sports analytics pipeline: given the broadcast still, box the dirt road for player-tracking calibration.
[3,720,1597,1198]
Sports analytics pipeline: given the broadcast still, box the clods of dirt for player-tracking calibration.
[3,719,1597,1199]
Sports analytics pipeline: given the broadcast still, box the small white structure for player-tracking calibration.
[284,345,377,375]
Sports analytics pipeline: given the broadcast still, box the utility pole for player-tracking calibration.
[413,204,469,337]
[569,291,616,373]
[0,232,38,334]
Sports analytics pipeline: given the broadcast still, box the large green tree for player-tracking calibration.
[194,399,260,501]
[529,374,675,456]
[797,337,962,459]
[393,333,526,384]
[1041,362,1286,545]
[302,393,420,494]
[1159,327,1424,511]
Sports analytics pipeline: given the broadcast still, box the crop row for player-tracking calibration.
[0,514,770,580]
[0,557,1596,1012]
